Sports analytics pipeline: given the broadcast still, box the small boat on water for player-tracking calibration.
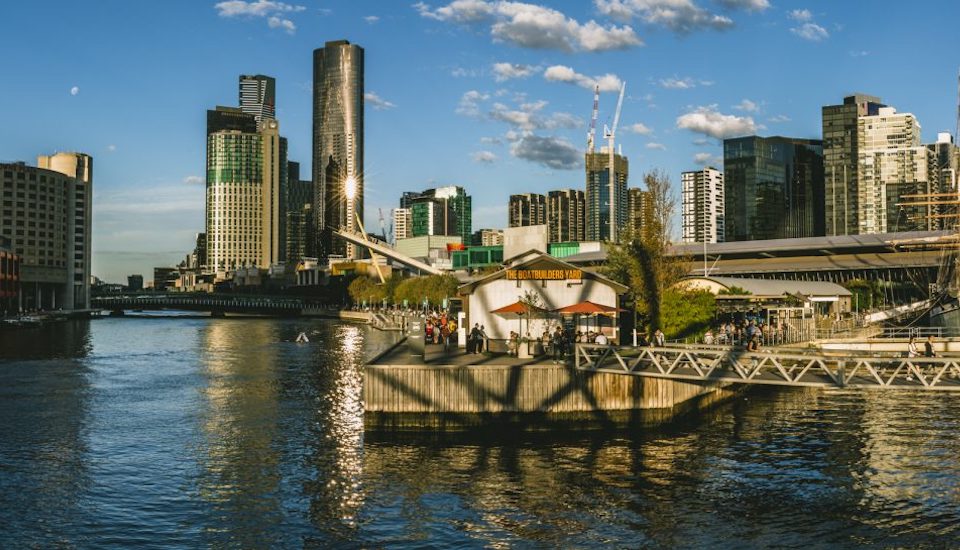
[295,332,310,343]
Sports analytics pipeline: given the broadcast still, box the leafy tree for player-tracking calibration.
[393,274,460,306]
[348,276,385,304]
[718,285,752,295]
[661,288,716,340]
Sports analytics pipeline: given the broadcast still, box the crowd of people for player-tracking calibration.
[702,320,800,349]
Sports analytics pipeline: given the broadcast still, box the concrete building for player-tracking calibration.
[509,193,546,228]
[473,228,504,247]
[822,94,886,236]
[0,236,20,315]
[503,225,548,260]
[681,167,725,244]
[126,274,143,292]
[394,207,412,242]
[547,189,585,243]
[585,150,628,242]
[402,185,471,241]
[857,106,938,233]
[723,136,824,241]
[0,153,92,311]
[205,108,284,272]
[239,74,276,123]
[314,40,364,259]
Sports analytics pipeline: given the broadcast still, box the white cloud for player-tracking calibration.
[267,16,296,33]
[456,90,490,116]
[734,99,759,112]
[182,175,204,185]
[106,144,117,152]
[716,0,769,10]
[510,135,582,170]
[480,136,503,145]
[693,152,722,166]
[451,67,478,77]
[215,0,305,33]
[676,105,757,139]
[646,142,666,150]
[416,1,641,52]
[659,77,694,89]
[364,15,380,23]
[625,122,653,135]
[70,86,79,96]
[595,0,735,34]
[791,22,828,41]
[788,8,812,22]
[849,50,869,58]
[471,151,497,163]
[544,65,622,92]
[488,100,581,132]
[767,114,791,123]
[492,62,537,81]
[364,91,396,110]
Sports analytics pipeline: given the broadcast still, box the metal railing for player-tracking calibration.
[575,343,960,391]
[878,327,960,339]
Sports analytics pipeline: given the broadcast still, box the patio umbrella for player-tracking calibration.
[491,300,549,339]
[553,300,625,334]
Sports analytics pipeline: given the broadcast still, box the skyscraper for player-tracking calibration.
[400,185,471,240]
[509,193,547,227]
[313,40,364,259]
[822,94,885,235]
[723,136,824,242]
[681,167,724,244]
[857,106,938,233]
[585,151,628,242]
[285,161,314,264]
[393,208,411,242]
[627,187,653,242]
[547,189,585,243]
[205,108,284,271]
[239,74,276,123]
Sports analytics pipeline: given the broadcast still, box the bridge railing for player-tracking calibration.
[575,343,960,391]
[877,327,960,339]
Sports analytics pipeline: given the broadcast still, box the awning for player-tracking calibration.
[553,300,624,314]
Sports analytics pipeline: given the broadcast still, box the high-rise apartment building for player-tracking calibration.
[393,207,411,242]
[547,189,585,243]
[0,152,92,310]
[313,40,364,258]
[822,94,885,235]
[508,193,546,227]
[627,187,653,241]
[473,228,504,246]
[205,108,284,271]
[239,74,276,123]
[681,167,725,244]
[723,136,824,241]
[401,185,471,240]
[434,185,471,243]
[585,151,628,242]
[857,107,938,233]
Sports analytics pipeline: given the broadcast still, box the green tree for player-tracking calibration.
[661,288,716,340]
[347,276,385,304]
[393,274,460,306]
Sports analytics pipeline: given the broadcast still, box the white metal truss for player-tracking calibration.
[575,344,960,391]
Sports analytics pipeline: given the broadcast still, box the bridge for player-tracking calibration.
[92,293,315,316]
[333,227,443,275]
[575,343,960,391]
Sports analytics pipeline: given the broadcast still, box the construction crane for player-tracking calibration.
[586,85,599,153]
[603,82,626,243]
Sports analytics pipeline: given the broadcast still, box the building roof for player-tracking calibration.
[458,250,628,294]
[681,276,851,298]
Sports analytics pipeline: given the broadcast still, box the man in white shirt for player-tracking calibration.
[595,332,608,345]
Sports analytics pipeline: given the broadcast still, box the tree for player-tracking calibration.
[348,276,385,304]
[661,288,716,340]
[604,169,689,333]
[393,274,460,307]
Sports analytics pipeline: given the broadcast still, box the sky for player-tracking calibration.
[2,0,959,283]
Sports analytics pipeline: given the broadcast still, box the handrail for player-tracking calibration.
[575,343,960,391]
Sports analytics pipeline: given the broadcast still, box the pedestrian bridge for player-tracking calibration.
[575,343,960,391]
[92,293,311,316]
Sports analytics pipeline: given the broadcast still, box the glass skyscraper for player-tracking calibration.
[585,151,628,242]
[723,136,824,242]
[313,40,364,259]
[239,74,276,123]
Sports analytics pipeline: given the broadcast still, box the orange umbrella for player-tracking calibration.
[491,301,549,339]
[552,301,624,314]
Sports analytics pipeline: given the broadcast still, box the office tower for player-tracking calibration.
[394,207,412,241]
[284,160,314,265]
[547,189,585,243]
[239,74,276,123]
[681,167,725,244]
[193,232,207,269]
[313,40,364,259]
[0,152,92,310]
[207,106,259,135]
[205,108,284,271]
[410,197,454,237]
[822,94,885,235]
[723,136,824,241]
[627,187,653,241]
[585,150,628,242]
[472,228,504,246]
[433,185,472,243]
[126,274,144,292]
[508,193,547,227]
[857,107,938,232]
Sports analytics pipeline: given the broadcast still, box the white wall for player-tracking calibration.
[467,276,619,339]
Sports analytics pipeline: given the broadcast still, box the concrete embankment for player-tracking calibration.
[364,344,739,431]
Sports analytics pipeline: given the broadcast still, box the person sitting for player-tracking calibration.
[507,331,518,356]
[595,332,608,346]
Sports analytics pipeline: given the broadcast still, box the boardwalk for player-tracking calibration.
[576,344,960,391]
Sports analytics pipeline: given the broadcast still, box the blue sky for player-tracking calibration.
[2,0,959,283]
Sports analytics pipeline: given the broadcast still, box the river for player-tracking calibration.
[1,317,958,548]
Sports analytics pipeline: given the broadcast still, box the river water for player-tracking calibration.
[1,317,959,548]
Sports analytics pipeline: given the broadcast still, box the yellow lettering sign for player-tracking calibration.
[506,269,582,280]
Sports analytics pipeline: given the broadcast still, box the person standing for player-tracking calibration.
[653,329,665,347]
[925,335,937,358]
[907,337,920,358]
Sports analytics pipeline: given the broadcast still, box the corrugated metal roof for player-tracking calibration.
[684,276,852,297]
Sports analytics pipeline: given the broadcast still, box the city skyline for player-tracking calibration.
[2,1,960,282]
